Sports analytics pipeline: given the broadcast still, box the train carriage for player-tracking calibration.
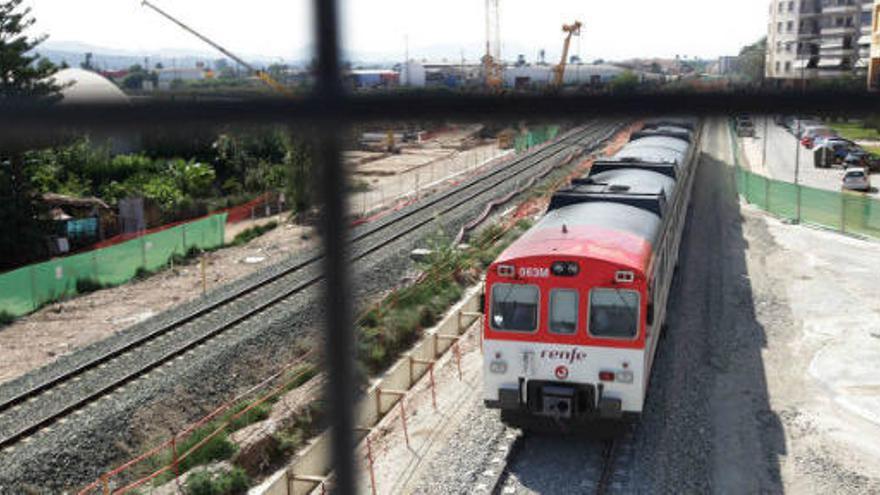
[482,118,701,428]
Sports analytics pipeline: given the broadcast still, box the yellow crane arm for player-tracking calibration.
[553,21,583,87]
[141,0,294,97]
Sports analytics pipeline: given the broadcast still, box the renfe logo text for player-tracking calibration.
[540,348,587,364]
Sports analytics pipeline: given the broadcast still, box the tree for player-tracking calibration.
[122,64,149,90]
[0,0,61,101]
[610,70,640,93]
[737,37,767,83]
[0,0,62,269]
[81,52,94,71]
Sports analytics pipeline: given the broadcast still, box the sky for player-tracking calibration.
[26,0,771,63]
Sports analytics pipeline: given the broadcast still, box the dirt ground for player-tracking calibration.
[748,209,880,492]
[712,118,880,492]
[0,215,315,385]
[0,126,507,387]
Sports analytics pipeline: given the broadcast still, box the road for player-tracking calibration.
[739,116,880,199]
[402,118,880,494]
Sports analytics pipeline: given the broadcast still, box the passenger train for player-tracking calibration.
[482,118,701,428]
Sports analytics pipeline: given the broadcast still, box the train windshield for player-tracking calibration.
[589,289,640,338]
[490,283,539,332]
[549,289,578,334]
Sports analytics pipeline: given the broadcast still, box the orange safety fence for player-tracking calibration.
[77,350,317,495]
[218,193,274,224]
[90,192,276,253]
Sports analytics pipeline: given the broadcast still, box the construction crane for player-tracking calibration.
[482,0,503,90]
[140,0,294,97]
[552,21,583,88]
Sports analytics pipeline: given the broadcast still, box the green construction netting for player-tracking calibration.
[0,213,225,318]
[799,185,843,230]
[766,179,799,221]
[515,126,561,153]
[743,172,769,210]
[843,193,880,238]
[729,118,880,241]
[0,267,34,316]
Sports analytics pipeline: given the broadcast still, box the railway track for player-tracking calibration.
[492,431,630,495]
[0,120,624,452]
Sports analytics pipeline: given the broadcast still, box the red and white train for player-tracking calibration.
[482,118,701,427]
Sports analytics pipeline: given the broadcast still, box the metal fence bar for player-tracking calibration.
[1,92,877,140]
[312,0,356,493]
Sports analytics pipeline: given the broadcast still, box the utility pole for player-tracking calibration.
[762,115,768,168]
[794,57,805,223]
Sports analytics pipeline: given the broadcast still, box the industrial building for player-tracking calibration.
[869,0,880,88]
[766,0,875,79]
[503,63,629,89]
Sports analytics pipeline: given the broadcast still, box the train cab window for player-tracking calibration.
[588,289,640,339]
[490,283,539,332]
[549,289,579,334]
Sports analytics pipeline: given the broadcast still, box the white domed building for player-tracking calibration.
[51,68,130,105]
[48,68,138,153]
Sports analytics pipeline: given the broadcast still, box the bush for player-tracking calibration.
[278,365,318,395]
[175,428,237,474]
[76,278,104,294]
[185,466,250,495]
[224,401,271,432]
[134,267,155,280]
[230,221,278,247]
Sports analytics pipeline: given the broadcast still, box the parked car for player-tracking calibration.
[800,125,834,140]
[844,149,869,167]
[822,139,857,162]
[813,136,854,149]
[843,149,880,172]
[842,167,872,192]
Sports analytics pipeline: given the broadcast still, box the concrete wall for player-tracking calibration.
[252,285,484,495]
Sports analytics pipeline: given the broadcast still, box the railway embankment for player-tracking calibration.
[0,121,627,492]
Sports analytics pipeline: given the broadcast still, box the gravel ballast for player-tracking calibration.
[0,121,624,492]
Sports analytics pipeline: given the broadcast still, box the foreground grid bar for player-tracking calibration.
[312,0,356,493]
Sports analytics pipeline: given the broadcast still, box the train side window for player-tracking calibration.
[490,283,539,332]
[549,289,579,335]
[588,289,640,339]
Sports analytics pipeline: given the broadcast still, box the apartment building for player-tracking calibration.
[766,0,874,79]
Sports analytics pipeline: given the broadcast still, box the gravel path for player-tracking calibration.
[0,121,622,493]
[402,119,782,494]
[391,118,880,495]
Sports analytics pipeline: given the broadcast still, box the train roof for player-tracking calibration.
[630,127,693,143]
[549,168,674,217]
[614,135,690,164]
[588,159,678,179]
[495,202,660,272]
[642,117,698,130]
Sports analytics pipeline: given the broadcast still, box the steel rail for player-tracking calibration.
[596,438,620,495]
[0,122,598,417]
[0,121,621,451]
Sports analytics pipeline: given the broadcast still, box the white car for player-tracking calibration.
[842,167,871,192]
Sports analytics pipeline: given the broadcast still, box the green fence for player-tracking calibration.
[0,213,226,318]
[515,125,561,153]
[729,122,880,240]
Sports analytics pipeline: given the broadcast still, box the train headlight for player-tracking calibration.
[497,265,515,277]
[551,261,579,277]
[489,360,508,374]
[616,370,634,384]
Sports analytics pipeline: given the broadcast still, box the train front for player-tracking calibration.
[482,210,652,428]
